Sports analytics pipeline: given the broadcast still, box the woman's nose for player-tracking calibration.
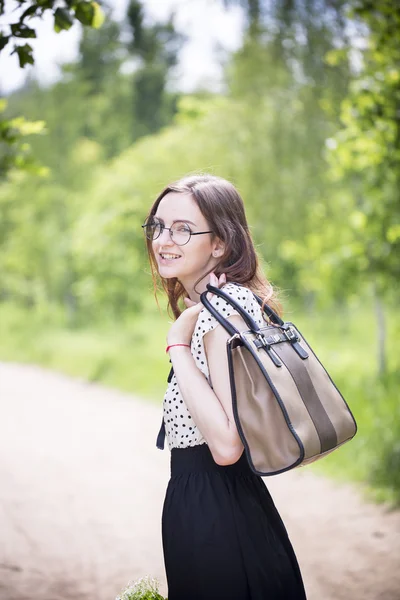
[158,227,174,245]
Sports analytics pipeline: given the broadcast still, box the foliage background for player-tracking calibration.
[1,0,399,504]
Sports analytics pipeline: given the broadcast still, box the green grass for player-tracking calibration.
[306,371,400,506]
[0,298,399,505]
[0,302,171,401]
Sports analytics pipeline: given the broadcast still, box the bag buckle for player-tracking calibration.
[256,333,282,367]
[227,332,242,344]
[284,327,299,343]
[256,333,269,348]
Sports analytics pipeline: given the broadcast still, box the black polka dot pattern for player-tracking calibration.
[162,283,266,450]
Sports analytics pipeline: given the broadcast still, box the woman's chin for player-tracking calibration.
[157,264,182,279]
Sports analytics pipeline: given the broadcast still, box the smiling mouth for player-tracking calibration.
[159,253,181,260]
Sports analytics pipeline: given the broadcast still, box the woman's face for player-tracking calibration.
[151,191,220,286]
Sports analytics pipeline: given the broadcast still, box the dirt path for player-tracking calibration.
[0,362,399,600]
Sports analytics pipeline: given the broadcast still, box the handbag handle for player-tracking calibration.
[249,294,284,326]
[200,287,243,337]
[200,283,284,335]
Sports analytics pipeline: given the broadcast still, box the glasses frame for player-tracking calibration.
[141,219,213,246]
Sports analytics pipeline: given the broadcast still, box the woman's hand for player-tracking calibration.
[167,272,226,346]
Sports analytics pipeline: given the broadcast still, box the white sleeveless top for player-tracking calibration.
[162,282,267,450]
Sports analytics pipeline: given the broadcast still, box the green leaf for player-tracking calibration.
[75,1,104,28]
[36,0,56,7]
[387,224,400,244]
[75,1,95,26]
[11,43,34,68]
[54,7,74,32]
[9,116,46,136]
[0,35,9,52]
[10,23,37,39]
[91,2,105,28]
[20,5,40,21]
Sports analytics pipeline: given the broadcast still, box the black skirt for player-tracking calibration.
[162,444,307,600]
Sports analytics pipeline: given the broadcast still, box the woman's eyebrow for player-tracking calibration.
[154,217,197,226]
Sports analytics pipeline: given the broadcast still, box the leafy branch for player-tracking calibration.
[0,0,104,67]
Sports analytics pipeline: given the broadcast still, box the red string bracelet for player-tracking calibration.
[166,343,190,353]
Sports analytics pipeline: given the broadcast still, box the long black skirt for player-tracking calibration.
[162,444,307,600]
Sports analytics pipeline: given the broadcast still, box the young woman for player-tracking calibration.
[142,174,307,600]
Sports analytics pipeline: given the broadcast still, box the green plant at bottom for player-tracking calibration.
[116,576,166,600]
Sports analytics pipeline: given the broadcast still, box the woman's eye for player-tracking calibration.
[175,223,190,232]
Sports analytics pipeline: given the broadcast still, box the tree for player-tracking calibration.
[0,97,46,177]
[0,0,104,177]
[223,0,351,298]
[0,0,104,67]
[328,1,400,292]
[125,0,186,138]
[327,0,400,374]
[287,1,400,375]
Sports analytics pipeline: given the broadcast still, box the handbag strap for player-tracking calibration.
[252,294,285,326]
[202,284,307,364]
[200,283,284,335]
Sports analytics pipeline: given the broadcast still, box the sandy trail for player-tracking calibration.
[0,362,399,600]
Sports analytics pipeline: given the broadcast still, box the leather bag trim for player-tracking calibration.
[291,324,358,436]
[272,342,338,453]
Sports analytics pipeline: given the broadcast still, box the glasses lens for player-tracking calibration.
[171,222,191,245]
[144,220,161,240]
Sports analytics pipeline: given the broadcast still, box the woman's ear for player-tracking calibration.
[212,239,225,258]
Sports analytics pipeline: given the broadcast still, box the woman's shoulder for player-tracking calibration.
[219,281,254,300]
[193,281,261,341]
[210,281,257,311]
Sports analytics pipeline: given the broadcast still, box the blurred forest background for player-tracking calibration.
[0,0,399,504]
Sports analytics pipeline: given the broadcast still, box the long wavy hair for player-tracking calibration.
[143,174,283,320]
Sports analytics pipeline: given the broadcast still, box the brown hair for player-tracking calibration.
[143,173,283,320]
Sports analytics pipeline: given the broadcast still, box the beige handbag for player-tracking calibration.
[198,283,357,476]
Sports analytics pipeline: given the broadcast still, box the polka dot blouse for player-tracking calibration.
[163,282,268,450]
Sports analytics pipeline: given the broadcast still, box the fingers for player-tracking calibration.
[206,273,216,301]
[206,271,226,301]
[210,271,226,288]
[184,297,197,308]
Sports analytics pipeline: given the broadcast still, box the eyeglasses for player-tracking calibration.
[142,219,213,246]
